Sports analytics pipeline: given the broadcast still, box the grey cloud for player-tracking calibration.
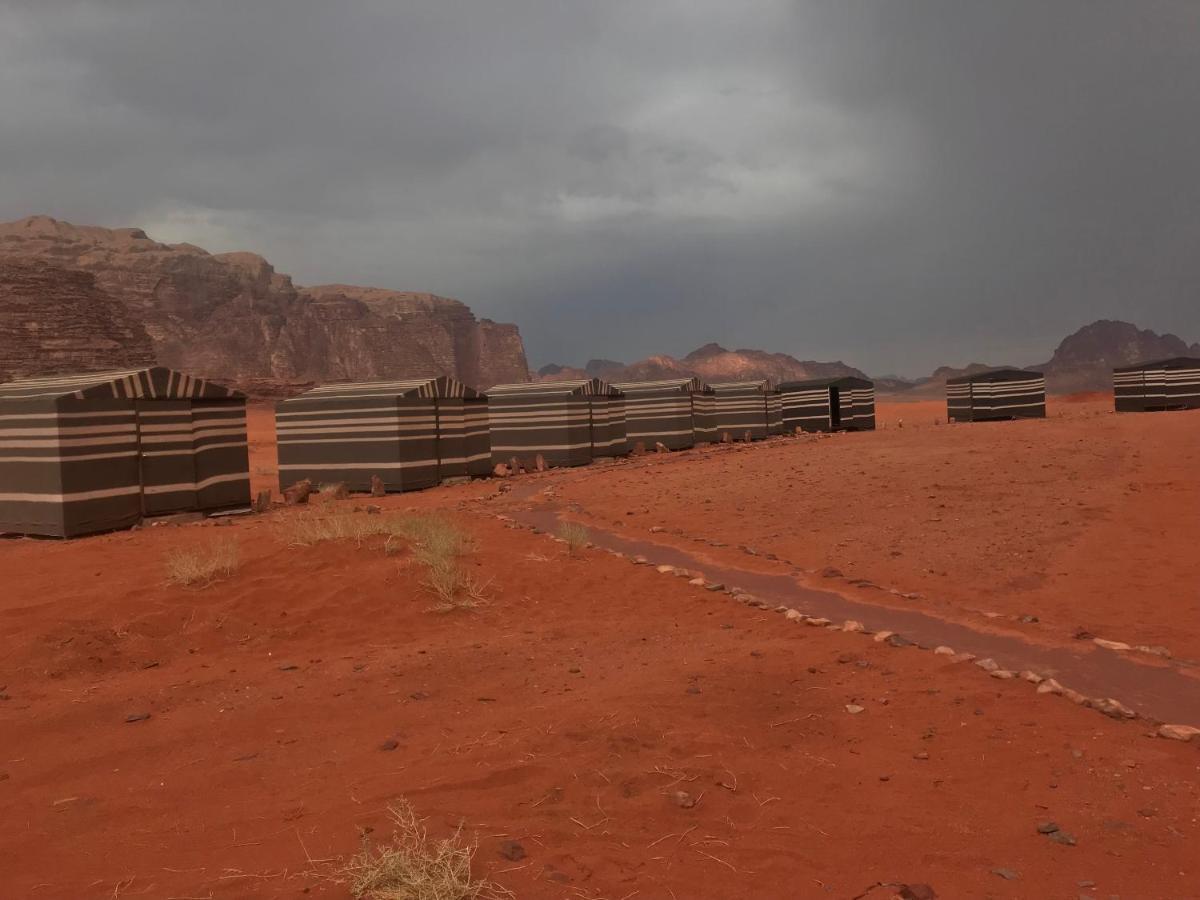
[2,1,1199,376]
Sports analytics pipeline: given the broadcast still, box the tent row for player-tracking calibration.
[7,356,1191,537]
[0,367,881,536]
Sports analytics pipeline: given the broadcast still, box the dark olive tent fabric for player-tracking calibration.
[946,369,1045,422]
[1113,357,1200,412]
[778,377,876,432]
[0,367,249,537]
[486,378,625,467]
[275,376,490,493]
[610,377,716,450]
[709,380,781,441]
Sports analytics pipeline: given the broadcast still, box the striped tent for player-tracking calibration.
[610,377,717,450]
[487,378,626,468]
[947,368,1046,422]
[709,380,782,441]
[276,377,490,493]
[778,377,876,433]
[0,367,249,538]
[1113,357,1200,412]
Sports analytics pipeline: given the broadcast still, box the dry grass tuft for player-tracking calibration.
[557,521,590,556]
[275,510,406,548]
[165,536,240,587]
[342,799,511,900]
[406,515,490,612]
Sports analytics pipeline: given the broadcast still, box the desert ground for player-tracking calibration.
[2,397,1199,899]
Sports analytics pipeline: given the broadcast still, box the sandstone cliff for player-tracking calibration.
[0,215,530,392]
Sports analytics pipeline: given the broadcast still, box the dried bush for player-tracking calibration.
[165,537,240,587]
[342,799,511,900]
[557,521,590,556]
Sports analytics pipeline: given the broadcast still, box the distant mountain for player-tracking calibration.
[1036,320,1200,392]
[539,343,868,387]
[874,320,1200,396]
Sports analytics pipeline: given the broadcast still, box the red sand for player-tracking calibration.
[1,399,1198,899]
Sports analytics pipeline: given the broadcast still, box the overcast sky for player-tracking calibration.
[2,1,1199,375]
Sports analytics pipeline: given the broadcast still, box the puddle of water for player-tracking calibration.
[514,505,1200,728]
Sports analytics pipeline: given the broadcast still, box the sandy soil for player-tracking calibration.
[1,398,1198,899]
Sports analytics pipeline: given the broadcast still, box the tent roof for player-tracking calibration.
[1112,356,1200,373]
[0,366,243,402]
[946,368,1043,385]
[487,378,621,397]
[282,376,482,402]
[610,376,712,395]
[777,376,873,391]
[709,379,774,392]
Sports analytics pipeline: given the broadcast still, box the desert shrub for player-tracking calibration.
[165,536,240,587]
[275,510,407,548]
[343,799,511,900]
[404,515,488,612]
[557,521,590,556]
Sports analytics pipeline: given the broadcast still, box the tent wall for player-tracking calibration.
[276,385,486,492]
[463,397,492,475]
[711,384,772,441]
[0,368,249,538]
[692,393,718,444]
[1114,360,1200,412]
[614,380,715,450]
[766,392,784,435]
[947,372,1045,422]
[487,394,594,468]
[590,396,628,458]
[780,379,876,432]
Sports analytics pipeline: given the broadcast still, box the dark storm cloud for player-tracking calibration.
[3,1,1199,374]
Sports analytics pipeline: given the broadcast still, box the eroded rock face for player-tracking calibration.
[0,215,530,391]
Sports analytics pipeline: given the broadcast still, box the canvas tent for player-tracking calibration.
[709,380,782,441]
[946,368,1046,422]
[1113,357,1200,412]
[778,377,876,432]
[276,377,490,493]
[610,377,717,450]
[487,378,626,467]
[0,367,249,537]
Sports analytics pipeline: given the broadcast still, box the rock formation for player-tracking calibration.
[1035,320,1200,393]
[0,215,529,392]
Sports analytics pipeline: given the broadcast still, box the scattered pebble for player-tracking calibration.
[380,739,399,751]
[124,712,151,724]
[1157,723,1200,742]
[672,790,697,809]
[991,868,1019,881]
[499,840,526,861]
[845,704,865,715]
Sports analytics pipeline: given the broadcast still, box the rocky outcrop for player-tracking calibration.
[0,260,156,382]
[0,215,529,392]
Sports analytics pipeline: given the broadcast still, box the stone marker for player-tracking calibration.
[370,474,386,497]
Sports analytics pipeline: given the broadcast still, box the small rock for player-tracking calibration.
[253,489,272,513]
[886,634,914,648]
[950,652,976,663]
[1062,688,1088,705]
[898,884,937,900]
[1157,723,1200,742]
[688,577,706,587]
[933,646,955,656]
[492,463,510,478]
[656,564,676,574]
[672,790,696,809]
[1073,628,1096,640]
[365,504,382,515]
[498,840,526,861]
[283,479,312,505]
[1048,830,1077,846]
[704,582,725,592]
[125,712,151,723]
[974,658,1000,672]
[1020,670,1044,684]
[1037,821,1061,834]
[370,474,387,497]
[649,526,665,533]
[380,739,399,751]
[820,567,842,578]
[913,750,929,760]
[806,617,832,627]
[409,691,429,700]
[990,669,1016,680]
[1037,678,1064,695]
[1093,638,1131,652]
[1018,614,1039,624]
[1090,697,1136,720]
[842,620,865,633]
[785,609,805,622]
[1078,881,1096,889]
[845,704,865,715]
[872,631,895,643]
[991,868,1019,881]
[278,664,300,672]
